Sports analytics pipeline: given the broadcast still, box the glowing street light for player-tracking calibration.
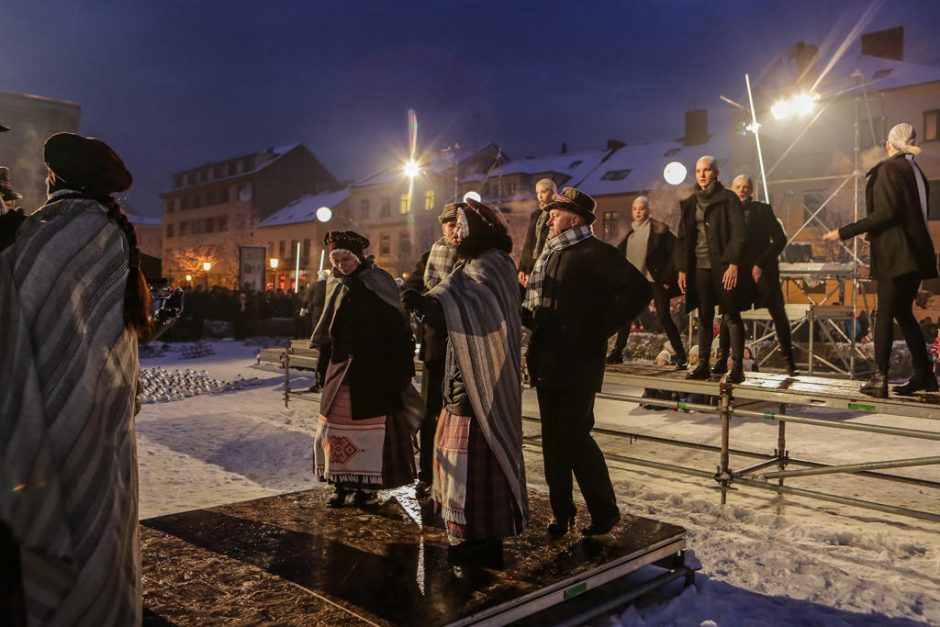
[269,258,279,270]
[202,261,212,288]
[663,161,687,186]
[771,92,818,120]
[463,191,482,203]
[316,206,332,223]
[184,274,192,284]
[403,159,420,179]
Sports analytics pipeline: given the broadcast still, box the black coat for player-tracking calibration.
[741,200,787,276]
[518,208,547,275]
[615,217,679,296]
[675,182,752,312]
[526,236,651,392]
[839,153,938,281]
[401,250,448,365]
[326,268,415,420]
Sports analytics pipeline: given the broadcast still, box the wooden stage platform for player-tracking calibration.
[141,489,691,626]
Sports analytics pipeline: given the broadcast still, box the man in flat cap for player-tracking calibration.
[523,187,650,539]
[402,203,462,497]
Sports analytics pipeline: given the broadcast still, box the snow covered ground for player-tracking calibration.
[137,341,940,626]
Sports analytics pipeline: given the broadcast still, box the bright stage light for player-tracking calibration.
[463,191,482,203]
[663,161,687,186]
[772,92,817,120]
[316,206,332,223]
[404,159,420,179]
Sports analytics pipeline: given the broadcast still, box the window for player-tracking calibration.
[603,211,617,240]
[217,215,228,231]
[165,198,175,213]
[268,242,274,256]
[290,240,299,260]
[180,196,190,211]
[279,241,286,259]
[212,165,223,179]
[302,238,311,258]
[600,169,632,181]
[424,190,435,210]
[379,234,390,256]
[204,217,215,233]
[227,162,237,176]
[360,199,370,219]
[380,197,391,217]
[925,110,940,142]
[400,193,411,214]
[192,194,202,209]
[399,231,412,255]
[242,157,254,171]
[179,221,189,235]
[165,223,174,238]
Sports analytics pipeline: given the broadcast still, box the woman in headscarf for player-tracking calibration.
[824,122,939,397]
[402,199,528,567]
[0,133,150,625]
[312,231,418,507]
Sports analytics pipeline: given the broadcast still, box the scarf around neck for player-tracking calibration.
[523,224,593,311]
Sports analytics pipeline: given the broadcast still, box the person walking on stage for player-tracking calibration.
[676,156,751,383]
[401,202,461,499]
[524,187,650,538]
[518,178,557,286]
[713,175,798,376]
[312,231,419,507]
[402,198,527,566]
[1,132,150,625]
[824,122,939,396]
[607,196,688,369]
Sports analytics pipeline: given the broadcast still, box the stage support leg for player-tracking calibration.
[776,403,787,488]
[716,382,733,505]
[808,309,815,376]
[284,350,291,408]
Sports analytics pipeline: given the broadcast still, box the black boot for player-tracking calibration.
[859,371,888,398]
[686,362,711,380]
[711,354,728,375]
[328,487,350,508]
[605,348,624,365]
[785,351,800,377]
[727,359,745,384]
[893,372,940,395]
[547,515,576,540]
[674,352,689,371]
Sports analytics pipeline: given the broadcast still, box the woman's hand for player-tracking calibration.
[822,229,841,241]
[722,264,738,291]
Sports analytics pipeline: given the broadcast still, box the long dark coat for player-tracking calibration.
[518,208,547,275]
[740,200,787,307]
[526,236,651,392]
[322,266,415,420]
[839,153,938,280]
[674,182,752,312]
[615,217,679,296]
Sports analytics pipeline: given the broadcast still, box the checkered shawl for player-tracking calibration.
[0,198,141,625]
[523,224,594,311]
[429,249,528,523]
[422,237,457,290]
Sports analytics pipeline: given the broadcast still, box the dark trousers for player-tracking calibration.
[613,281,687,362]
[718,274,794,364]
[537,384,618,524]
[0,522,25,626]
[695,267,744,362]
[419,361,444,483]
[875,273,931,375]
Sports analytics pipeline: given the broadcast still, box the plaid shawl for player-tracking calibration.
[422,237,457,290]
[0,198,141,625]
[523,224,594,311]
[429,249,528,523]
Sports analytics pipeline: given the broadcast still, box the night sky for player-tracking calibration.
[4,0,940,218]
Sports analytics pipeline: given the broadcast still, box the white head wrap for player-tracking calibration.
[887,123,921,155]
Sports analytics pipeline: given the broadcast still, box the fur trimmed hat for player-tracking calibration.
[438,201,463,224]
[324,230,369,258]
[541,186,597,224]
[43,132,132,194]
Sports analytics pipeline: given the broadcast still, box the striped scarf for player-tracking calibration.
[523,224,594,311]
[429,249,529,525]
[0,197,141,625]
[422,238,457,290]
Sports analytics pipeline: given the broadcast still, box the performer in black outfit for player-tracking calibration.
[675,156,751,383]
[713,175,797,376]
[824,123,939,397]
[607,196,687,369]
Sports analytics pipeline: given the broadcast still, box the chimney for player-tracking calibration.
[684,109,708,146]
[862,26,904,61]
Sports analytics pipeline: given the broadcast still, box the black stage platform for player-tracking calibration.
[141,489,690,626]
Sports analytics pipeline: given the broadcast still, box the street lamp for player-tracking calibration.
[202,261,211,288]
[463,191,482,203]
[184,274,192,286]
[403,159,420,179]
[771,92,818,120]
[663,161,687,186]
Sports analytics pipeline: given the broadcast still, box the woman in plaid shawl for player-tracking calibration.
[402,199,527,568]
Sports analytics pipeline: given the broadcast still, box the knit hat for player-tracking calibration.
[324,230,369,258]
[887,122,921,155]
[43,132,132,194]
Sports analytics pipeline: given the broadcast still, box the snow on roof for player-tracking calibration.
[257,189,351,227]
[576,135,731,197]
[474,148,611,185]
[820,55,940,97]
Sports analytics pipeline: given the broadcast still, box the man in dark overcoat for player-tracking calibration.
[608,195,687,368]
[523,187,650,538]
[676,156,751,383]
[824,122,939,396]
[517,178,557,285]
[713,175,797,375]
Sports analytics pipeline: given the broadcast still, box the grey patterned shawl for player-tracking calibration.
[430,249,528,521]
[0,197,141,625]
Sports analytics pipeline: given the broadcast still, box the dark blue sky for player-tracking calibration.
[4,0,940,217]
